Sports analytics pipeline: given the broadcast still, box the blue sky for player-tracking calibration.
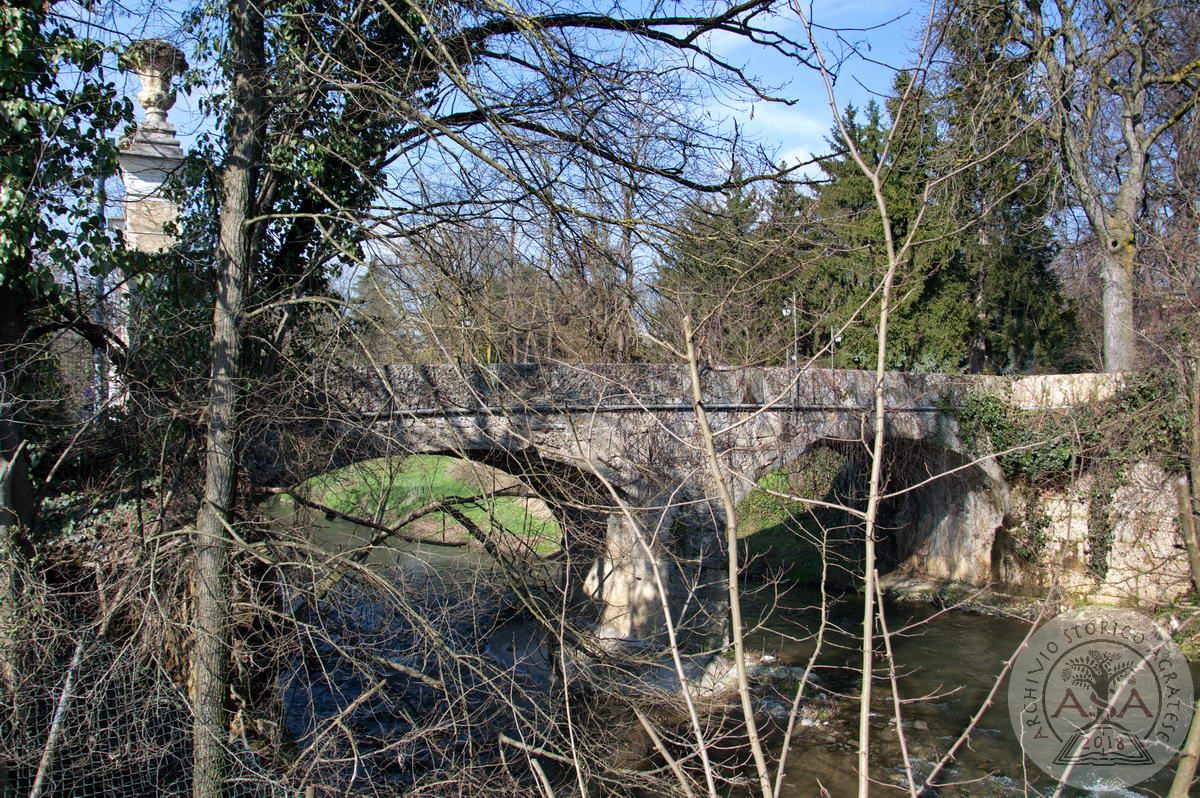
[85,0,928,175]
[705,1,930,172]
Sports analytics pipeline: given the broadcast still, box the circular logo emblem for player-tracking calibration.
[1008,609,1193,789]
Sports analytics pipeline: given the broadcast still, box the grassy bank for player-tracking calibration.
[266,455,562,554]
[736,447,858,586]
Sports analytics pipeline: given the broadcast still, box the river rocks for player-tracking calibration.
[879,574,1048,619]
[684,652,835,728]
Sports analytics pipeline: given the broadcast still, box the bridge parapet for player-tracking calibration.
[324,364,1107,416]
[1007,372,1124,410]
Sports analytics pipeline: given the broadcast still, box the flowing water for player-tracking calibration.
[745,588,1200,798]
[277,509,1198,797]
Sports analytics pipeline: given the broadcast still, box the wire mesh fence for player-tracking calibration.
[1,629,294,798]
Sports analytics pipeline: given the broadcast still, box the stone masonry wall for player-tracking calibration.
[254,365,1190,628]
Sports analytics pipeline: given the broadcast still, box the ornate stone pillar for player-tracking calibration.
[100,40,187,408]
[116,39,187,253]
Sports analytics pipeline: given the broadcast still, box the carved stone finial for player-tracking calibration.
[122,39,188,132]
[117,40,188,252]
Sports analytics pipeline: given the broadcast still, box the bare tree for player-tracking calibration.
[190,0,266,794]
[173,0,815,794]
[1004,0,1200,371]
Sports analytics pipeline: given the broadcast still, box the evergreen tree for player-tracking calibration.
[937,2,1078,373]
[653,68,1079,373]
[653,172,792,364]
[805,90,975,372]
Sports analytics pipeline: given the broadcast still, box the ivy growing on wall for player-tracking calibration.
[1086,472,1118,580]
[954,371,1188,483]
[953,393,1077,483]
[952,371,1188,578]
[1012,492,1052,563]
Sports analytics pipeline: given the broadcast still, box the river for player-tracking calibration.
[745,588,1200,797]
[278,509,1199,797]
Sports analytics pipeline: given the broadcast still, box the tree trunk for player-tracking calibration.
[1100,247,1136,372]
[1186,358,1200,598]
[0,282,34,657]
[191,1,263,795]
[1176,476,1200,598]
[0,280,34,798]
[1168,699,1200,798]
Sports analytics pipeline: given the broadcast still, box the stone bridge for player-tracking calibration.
[251,364,1121,642]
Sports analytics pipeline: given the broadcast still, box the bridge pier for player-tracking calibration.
[583,498,678,644]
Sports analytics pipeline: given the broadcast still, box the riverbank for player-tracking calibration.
[733,586,1200,797]
[881,573,1200,663]
[262,454,562,554]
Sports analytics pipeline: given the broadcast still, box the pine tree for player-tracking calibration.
[798,69,1077,373]
[937,2,1079,373]
[805,91,974,371]
[653,172,792,364]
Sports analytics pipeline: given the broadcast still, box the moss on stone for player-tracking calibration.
[736,448,855,585]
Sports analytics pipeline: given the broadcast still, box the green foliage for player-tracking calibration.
[1011,492,1051,562]
[179,0,437,291]
[0,1,130,292]
[1099,372,1190,470]
[651,168,791,364]
[272,455,561,554]
[808,92,977,371]
[0,3,133,483]
[936,1,1080,373]
[654,69,1077,371]
[954,393,1076,483]
[1086,474,1117,580]
[954,371,1190,486]
[163,0,441,390]
[957,372,1191,580]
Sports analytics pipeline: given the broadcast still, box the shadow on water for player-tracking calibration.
[272,500,1198,797]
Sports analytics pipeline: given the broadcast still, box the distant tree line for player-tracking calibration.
[351,1,1199,376]
[359,80,1079,373]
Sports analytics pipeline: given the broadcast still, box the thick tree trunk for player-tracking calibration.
[190,2,263,796]
[1100,246,1137,372]
[1176,477,1200,598]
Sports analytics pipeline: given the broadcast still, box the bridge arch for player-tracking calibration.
[738,432,1007,588]
[255,413,689,643]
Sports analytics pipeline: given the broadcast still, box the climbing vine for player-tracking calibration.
[1011,491,1051,563]
[953,393,1077,483]
[1086,473,1117,580]
[952,372,1188,581]
[953,371,1188,484]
